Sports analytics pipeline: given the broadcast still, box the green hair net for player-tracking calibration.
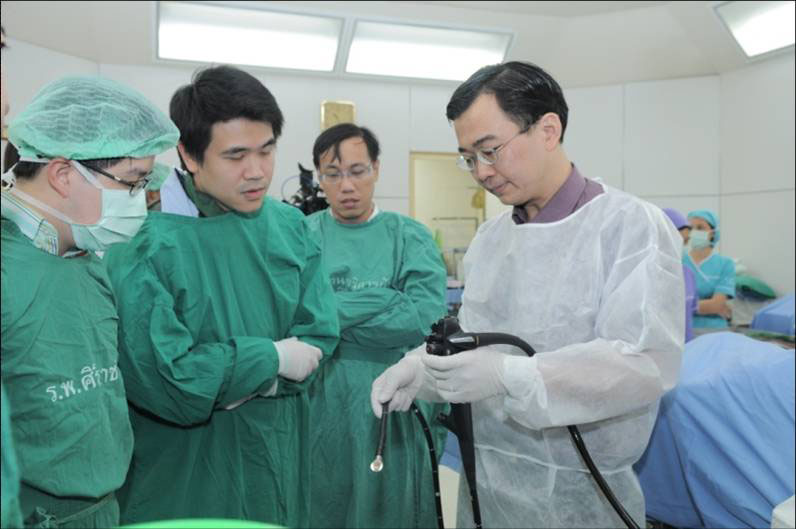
[8,76,179,162]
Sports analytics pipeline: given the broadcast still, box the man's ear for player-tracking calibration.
[45,158,75,199]
[371,160,380,182]
[540,112,562,151]
[177,143,201,174]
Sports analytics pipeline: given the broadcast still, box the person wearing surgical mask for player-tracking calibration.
[1,75,178,527]
[684,209,736,329]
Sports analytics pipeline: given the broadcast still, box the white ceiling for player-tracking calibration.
[0,0,791,87]
[402,1,672,17]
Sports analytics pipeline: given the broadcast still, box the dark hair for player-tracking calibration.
[11,155,124,181]
[4,142,19,173]
[312,123,380,168]
[170,65,284,170]
[446,61,569,143]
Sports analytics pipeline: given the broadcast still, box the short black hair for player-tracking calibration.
[4,142,19,173]
[312,123,380,169]
[11,155,124,181]
[446,61,569,143]
[169,65,284,170]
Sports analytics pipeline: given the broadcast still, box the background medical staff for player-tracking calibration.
[663,207,698,342]
[684,209,736,329]
[305,123,448,528]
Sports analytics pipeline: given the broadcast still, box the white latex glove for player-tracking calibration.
[422,347,508,403]
[275,337,322,382]
[371,354,425,418]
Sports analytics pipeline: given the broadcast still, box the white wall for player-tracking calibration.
[5,38,794,293]
[719,53,795,297]
[3,38,98,114]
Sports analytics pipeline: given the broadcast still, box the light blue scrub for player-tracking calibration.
[684,253,736,328]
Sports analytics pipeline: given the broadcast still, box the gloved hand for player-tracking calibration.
[275,337,322,382]
[422,347,508,403]
[371,351,426,418]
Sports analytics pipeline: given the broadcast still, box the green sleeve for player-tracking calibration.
[274,222,340,395]
[1,384,23,529]
[337,223,447,349]
[112,259,282,427]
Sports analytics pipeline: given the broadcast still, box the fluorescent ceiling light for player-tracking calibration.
[346,21,511,81]
[158,2,342,71]
[715,1,795,58]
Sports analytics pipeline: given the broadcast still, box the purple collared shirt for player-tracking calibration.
[512,165,604,224]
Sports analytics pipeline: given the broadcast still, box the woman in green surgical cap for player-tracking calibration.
[684,209,736,329]
[1,75,179,528]
[305,124,449,529]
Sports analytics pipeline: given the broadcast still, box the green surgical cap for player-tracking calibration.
[8,76,179,161]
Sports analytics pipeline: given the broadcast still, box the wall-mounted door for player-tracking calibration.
[410,152,511,279]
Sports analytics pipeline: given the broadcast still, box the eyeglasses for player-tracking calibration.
[456,125,531,173]
[319,163,373,185]
[81,163,150,196]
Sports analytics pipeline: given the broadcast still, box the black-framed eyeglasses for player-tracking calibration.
[456,125,532,173]
[81,163,150,196]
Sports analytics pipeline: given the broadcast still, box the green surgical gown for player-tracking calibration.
[304,210,449,528]
[103,199,339,527]
[1,218,133,528]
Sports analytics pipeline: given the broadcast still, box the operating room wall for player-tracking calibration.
[4,38,794,294]
[718,52,795,297]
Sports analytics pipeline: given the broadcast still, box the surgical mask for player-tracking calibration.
[7,161,147,252]
[689,229,711,250]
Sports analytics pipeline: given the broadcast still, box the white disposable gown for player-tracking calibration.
[453,187,684,528]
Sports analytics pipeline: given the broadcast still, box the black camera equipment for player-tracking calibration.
[282,163,329,215]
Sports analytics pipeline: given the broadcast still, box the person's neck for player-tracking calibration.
[690,246,713,263]
[332,202,374,225]
[523,151,572,222]
[14,180,74,256]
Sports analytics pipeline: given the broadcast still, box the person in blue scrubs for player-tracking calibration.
[684,209,735,329]
[663,208,697,341]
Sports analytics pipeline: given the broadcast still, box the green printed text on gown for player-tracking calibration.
[1,218,133,527]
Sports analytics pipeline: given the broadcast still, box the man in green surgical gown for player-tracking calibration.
[305,123,448,528]
[103,65,339,528]
[1,75,179,528]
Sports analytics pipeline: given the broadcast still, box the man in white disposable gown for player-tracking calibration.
[370,61,685,528]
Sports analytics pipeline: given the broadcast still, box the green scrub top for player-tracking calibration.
[1,218,133,527]
[103,198,339,528]
[684,252,736,328]
[304,209,449,528]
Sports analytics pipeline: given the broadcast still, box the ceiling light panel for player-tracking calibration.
[346,21,512,82]
[715,1,795,58]
[158,1,343,72]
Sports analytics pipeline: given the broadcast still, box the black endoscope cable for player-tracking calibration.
[371,322,640,529]
[370,403,389,473]
[372,402,445,529]
[469,332,641,529]
[411,403,444,529]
